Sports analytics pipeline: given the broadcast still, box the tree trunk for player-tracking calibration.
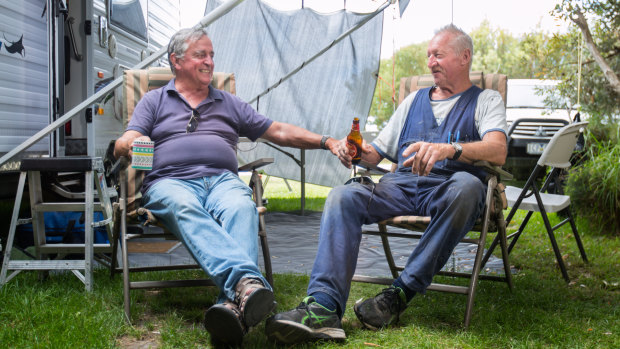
[571,10,620,96]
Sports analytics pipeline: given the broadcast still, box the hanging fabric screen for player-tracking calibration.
[203,0,391,187]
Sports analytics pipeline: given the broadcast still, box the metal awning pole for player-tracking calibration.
[0,0,245,167]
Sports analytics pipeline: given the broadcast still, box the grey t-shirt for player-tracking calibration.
[372,88,507,162]
[127,79,273,192]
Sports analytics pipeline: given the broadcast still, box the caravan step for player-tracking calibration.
[38,243,112,253]
[32,202,103,212]
[7,260,86,270]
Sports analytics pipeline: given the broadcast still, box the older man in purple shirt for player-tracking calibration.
[114,27,346,346]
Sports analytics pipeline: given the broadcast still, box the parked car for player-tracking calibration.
[504,79,577,179]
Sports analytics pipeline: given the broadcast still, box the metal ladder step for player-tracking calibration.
[7,260,86,270]
[32,202,104,212]
[38,243,112,253]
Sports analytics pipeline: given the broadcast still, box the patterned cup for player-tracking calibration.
[131,140,154,170]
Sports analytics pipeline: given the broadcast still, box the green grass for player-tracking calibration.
[254,174,383,213]
[1,180,619,348]
[257,175,332,212]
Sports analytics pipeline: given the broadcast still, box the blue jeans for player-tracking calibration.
[142,171,271,303]
[307,171,485,317]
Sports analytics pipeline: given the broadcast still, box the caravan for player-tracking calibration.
[0,0,183,198]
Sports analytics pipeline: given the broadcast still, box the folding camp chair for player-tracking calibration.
[108,67,274,321]
[352,72,513,328]
[482,121,589,283]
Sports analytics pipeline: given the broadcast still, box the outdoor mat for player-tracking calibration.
[262,211,517,277]
[123,212,516,277]
[127,241,181,254]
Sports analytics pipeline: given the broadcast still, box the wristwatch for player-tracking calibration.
[320,135,331,150]
[451,142,463,160]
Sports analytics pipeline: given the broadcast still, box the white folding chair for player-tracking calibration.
[482,121,589,282]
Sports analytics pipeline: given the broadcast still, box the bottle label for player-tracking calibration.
[347,140,361,164]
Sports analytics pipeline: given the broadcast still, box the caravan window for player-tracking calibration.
[109,0,148,42]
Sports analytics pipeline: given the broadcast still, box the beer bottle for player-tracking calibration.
[346,117,363,165]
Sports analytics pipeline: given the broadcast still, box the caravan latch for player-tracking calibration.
[66,17,83,61]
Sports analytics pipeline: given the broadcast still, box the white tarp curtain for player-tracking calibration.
[203,0,384,188]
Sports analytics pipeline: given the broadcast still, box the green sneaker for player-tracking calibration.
[265,297,346,344]
[353,286,408,330]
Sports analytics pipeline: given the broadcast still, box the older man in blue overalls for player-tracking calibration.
[266,24,508,344]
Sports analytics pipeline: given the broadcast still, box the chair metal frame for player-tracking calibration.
[352,162,514,328]
[482,121,589,282]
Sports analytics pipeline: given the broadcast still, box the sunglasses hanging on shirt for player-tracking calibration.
[186,109,199,133]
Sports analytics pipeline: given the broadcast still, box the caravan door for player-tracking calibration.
[62,0,180,158]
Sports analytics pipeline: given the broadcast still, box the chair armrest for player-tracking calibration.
[238,158,274,172]
[474,161,513,181]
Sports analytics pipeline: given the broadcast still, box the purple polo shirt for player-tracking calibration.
[127,79,273,193]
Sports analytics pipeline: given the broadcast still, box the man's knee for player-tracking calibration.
[207,188,256,221]
[431,172,485,216]
[227,196,258,216]
[450,172,485,202]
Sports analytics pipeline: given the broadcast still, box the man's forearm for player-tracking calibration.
[261,122,326,149]
[458,141,507,166]
[458,132,507,166]
[113,130,144,158]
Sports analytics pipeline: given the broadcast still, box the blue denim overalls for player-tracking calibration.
[307,85,487,317]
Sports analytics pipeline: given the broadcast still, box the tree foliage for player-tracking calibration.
[469,20,527,77]
[545,0,620,121]
[553,0,620,96]
[369,2,619,130]
[370,42,428,128]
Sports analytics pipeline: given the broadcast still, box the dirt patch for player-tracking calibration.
[117,334,160,349]
[117,313,162,349]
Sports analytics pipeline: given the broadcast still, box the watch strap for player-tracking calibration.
[451,142,462,160]
[320,135,330,150]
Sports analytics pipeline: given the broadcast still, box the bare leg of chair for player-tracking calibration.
[480,193,530,273]
[566,210,588,263]
[259,227,273,287]
[507,211,533,254]
[379,223,400,280]
[496,215,514,291]
[534,191,570,282]
[120,174,132,322]
[251,169,274,286]
[109,203,121,278]
[481,234,499,268]
[463,176,495,328]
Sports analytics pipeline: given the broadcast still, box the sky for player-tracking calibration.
[180,0,569,58]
